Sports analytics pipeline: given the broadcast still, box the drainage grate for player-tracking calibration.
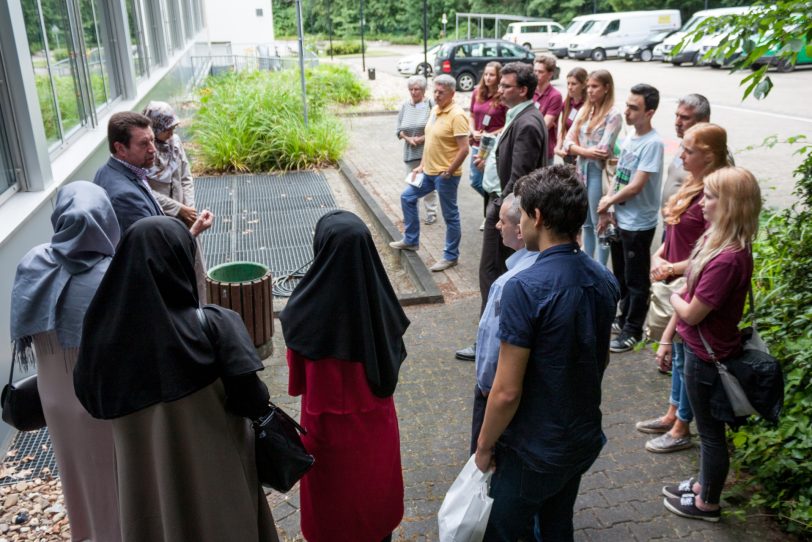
[0,428,59,486]
[195,172,337,295]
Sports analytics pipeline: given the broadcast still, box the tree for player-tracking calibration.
[677,0,812,100]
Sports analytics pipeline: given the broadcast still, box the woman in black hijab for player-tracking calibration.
[74,216,279,542]
[280,210,409,542]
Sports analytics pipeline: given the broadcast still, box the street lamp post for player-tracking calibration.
[360,0,366,72]
[295,0,308,128]
[422,0,428,74]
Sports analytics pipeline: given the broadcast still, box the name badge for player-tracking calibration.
[482,114,491,127]
[534,102,541,109]
[568,108,578,121]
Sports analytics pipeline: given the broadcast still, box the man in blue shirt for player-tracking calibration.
[597,83,664,353]
[470,193,538,454]
[475,165,619,542]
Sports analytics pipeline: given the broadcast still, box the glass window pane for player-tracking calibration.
[126,0,147,78]
[0,105,17,196]
[22,0,84,144]
[137,0,159,68]
[80,0,118,110]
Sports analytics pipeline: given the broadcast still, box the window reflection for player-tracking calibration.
[126,0,147,78]
[0,105,17,197]
[22,0,83,144]
[80,0,118,111]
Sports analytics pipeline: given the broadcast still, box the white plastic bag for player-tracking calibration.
[438,455,494,542]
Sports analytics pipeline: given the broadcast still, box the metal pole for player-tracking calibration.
[328,0,334,60]
[360,0,366,73]
[295,0,308,128]
[422,0,427,74]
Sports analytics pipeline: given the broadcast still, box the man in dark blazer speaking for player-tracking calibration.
[456,62,547,362]
[94,111,212,237]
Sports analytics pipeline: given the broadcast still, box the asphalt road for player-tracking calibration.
[343,43,812,209]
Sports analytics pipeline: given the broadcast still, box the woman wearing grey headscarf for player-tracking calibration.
[10,181,121,541]
[143,101,208,302]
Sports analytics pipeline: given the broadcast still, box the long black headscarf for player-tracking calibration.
[280,211,409,397]
[74,216,263,419]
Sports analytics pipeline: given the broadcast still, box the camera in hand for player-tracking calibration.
[599,224,620,246]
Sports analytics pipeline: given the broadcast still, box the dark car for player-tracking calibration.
[618,30,676,62]
[433,39,535,92]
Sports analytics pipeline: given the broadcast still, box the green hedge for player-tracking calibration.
[191,65,368,172]
[733,144,812,536]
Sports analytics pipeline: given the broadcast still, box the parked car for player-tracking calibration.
[661,6,751,66]
[548,15,594,58]
[751,34,811,72]
[619,30,677,61]
[568,10,681,61]
[652,43,665,61]
[502,19,565,50]
[397,44,441,76]
[433,39,535,92]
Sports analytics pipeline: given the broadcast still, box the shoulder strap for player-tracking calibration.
[696,325,718,364]
[197,307,216,345]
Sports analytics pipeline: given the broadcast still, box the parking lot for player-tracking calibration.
[343,44,812,209]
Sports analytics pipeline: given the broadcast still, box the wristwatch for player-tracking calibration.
[667,264,675,277]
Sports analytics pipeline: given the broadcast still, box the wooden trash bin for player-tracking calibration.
[206,262,273,349]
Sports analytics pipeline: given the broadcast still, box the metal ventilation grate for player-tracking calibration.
[195,172,337,295]
[0,428,60,486]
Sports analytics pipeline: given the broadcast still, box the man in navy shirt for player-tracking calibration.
[475,164,619,541]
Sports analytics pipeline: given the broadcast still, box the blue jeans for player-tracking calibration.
[469,146,486,197]
[401,173,461,261]
[581,161,609,265]
[484,444,585,542]
[684,345,729,505]
[668,343,694,423]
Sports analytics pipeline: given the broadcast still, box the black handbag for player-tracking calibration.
[1,359,46,432]
[195,307,314,492]
[254,401,315,493]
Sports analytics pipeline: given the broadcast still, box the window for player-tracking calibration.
[500,43,526,58]
[125,0,148,78]
[551,25,561,33]
[22,0,84,145]
[453,44,470,58]
[0,75,21,202]
[21,0,122,149]
[604,20,620,35]
[470,42,498,58]
[79,0,120,111]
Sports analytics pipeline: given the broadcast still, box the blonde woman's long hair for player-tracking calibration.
[663,123,731,224]
[572,70,615,136]
[687,167,761,291]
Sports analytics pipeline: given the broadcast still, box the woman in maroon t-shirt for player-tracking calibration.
[636,124,730,454]
[469,61,507,219]
[554,67,587,165]
[661,167,762,522]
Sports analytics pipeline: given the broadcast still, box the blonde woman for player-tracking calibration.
[561,70,622,264]
[636,124,731,454]
[660,167,761,522]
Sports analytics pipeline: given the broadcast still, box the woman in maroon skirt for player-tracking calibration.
[281,210,410,542]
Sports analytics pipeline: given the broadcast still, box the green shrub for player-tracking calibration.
[324,40,364,56]
[732,143,812,536]
[191,65,365,172]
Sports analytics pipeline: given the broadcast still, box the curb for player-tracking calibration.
[337,158,444,306]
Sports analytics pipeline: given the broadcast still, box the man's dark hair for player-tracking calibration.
[630,83,660,112]
[514,165,587,240]
[501,62,537,100]
[108,112,152,154]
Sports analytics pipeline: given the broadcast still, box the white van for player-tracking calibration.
[548,15,594,58]
[502,20,566,51]
[661,6,751,65]
[568,10,681,61]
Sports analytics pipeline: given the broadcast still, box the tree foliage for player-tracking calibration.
[677,0,812,100]
[272,0,745,40]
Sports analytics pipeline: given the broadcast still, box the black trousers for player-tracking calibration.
[478,194,514,315]
[610,226,655,338]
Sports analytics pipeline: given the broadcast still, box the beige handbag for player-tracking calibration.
[645,277,686,341]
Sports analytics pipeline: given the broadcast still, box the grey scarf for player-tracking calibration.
[10,181,120,368]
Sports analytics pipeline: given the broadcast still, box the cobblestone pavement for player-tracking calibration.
[257,110,792,541]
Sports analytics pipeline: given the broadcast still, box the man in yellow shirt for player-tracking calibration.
[390,75,469,272]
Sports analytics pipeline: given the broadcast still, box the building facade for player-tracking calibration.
[0,0,209,446]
